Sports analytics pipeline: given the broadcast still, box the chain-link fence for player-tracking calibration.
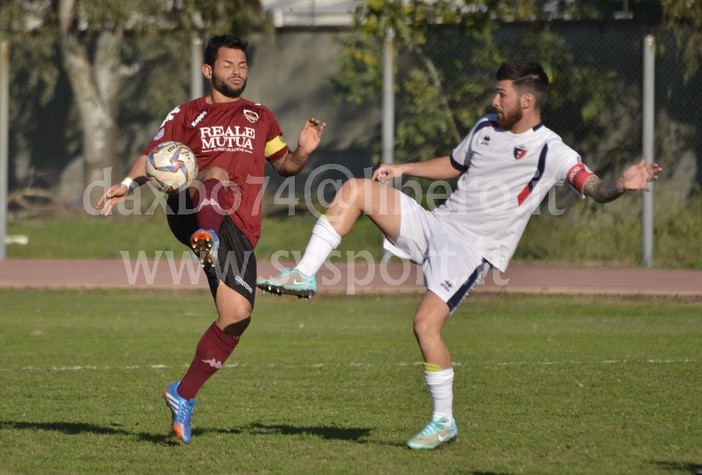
[2,23,700,218]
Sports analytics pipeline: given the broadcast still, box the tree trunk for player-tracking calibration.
[58,0,123,194]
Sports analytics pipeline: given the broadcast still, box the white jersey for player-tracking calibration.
[432,114,594,272]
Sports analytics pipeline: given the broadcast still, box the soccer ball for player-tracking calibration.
[145,141,198,193]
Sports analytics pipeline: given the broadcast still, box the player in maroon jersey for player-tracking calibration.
[97,35,325,444]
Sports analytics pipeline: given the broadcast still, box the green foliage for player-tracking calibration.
[662,0,702,81]
[1,290,700,473]
[118,36,192,124]
[518,192,702,268]
[0,0,271,37]
[0,0,272,182]
[0,0,272,108]
[329,34,383,105]
[330,1,639,168]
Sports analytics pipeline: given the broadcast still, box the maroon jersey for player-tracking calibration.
[144,97,289,247]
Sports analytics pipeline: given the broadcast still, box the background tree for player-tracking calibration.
[330,0,664,175]
[0,0,270,191]
[661,0,702,82]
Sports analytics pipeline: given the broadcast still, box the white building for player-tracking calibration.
[260,0,361,27]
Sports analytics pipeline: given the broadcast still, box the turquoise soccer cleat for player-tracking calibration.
[256,268,317,299]
[407,417,458,450]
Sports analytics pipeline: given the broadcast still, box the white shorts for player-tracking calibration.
[383,192,491,312]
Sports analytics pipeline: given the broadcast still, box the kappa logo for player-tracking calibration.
[191,110,208,127]
[243,109,260,124]
[202,358,223,369]
[159,105,181,128]
[514,145,528,160]
[480,135,491,146]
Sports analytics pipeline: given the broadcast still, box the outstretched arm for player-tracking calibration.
[583,159,662,203]
[372,156,462,183]
[271,117,326,177]
[96,154,149,216]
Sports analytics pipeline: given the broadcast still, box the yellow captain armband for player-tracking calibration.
[264,136,287,158]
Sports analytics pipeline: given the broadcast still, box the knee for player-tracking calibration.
[221,315,251,338]
[413,313,443,342]
[413,315,430,340]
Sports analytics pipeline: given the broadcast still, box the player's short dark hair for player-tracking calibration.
[205,35,249,66]
[496,60,549,106]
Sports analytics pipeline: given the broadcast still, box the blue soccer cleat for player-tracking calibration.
[163,381,197,444]
[190,229,219,268]
[256,268,317,299]
[407,417,458,450]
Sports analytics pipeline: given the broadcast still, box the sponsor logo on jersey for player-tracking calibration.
[200,125,255,153]
[191,110,208,127]
[243,109,260,124]
[480,135,491,146]
[513,145,527,160]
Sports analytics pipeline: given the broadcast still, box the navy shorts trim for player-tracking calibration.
[446,259,490,312]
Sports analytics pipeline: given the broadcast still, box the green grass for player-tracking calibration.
[6,192,702,268]
[517,192,702,268]
[5,211,381,261]
[1,290,700,474]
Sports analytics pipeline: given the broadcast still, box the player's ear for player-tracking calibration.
[202,64,213,80]
[521,93,534,110]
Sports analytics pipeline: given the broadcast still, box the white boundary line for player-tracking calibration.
[1,359,698,372]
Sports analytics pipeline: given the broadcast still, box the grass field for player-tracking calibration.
[1,290,700,474]
[6,192,702,268]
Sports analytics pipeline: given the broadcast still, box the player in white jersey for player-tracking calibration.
[435,115,586,273]
[257,60,662,449]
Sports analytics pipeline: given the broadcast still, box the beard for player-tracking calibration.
[496,105,523,130]
[212,75,246,99]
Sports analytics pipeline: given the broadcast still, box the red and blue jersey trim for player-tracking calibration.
[517,144,548,205]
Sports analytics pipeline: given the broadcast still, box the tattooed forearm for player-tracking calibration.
[583,176,625,203]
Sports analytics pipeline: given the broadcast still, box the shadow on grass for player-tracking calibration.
[0,420,180,446]
[0,420,130,436]
[144,423,374,446]
[1,420,372,445]
[653,461,702,474]
[223,422,372,442]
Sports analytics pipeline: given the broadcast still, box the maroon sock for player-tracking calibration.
[192,178,228,233]
[177,322,240,400]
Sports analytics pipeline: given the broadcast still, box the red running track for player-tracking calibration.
[0,259,700,297]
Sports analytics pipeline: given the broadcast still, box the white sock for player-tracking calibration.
[424,366,454,424]
[296,216,342,276]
